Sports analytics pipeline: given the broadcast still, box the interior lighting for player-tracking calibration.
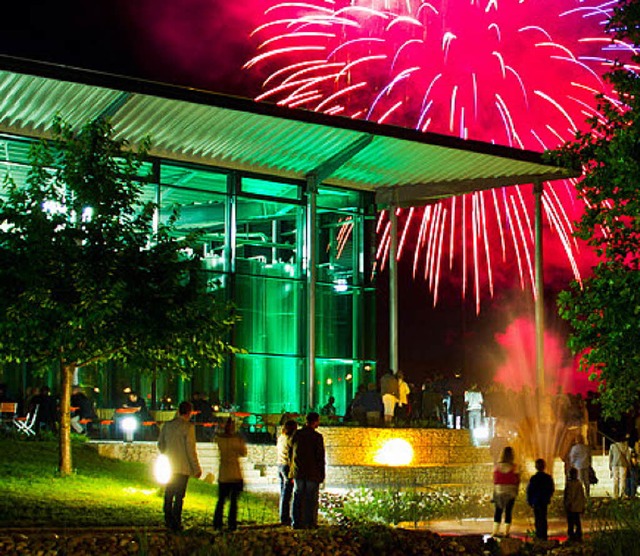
[326,378,333,385]
[154,454,172,485]
[374,438,414,466]
[333,278,348,293]
[345,373,353,381]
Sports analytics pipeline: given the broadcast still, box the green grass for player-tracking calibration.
[0,437,279,528]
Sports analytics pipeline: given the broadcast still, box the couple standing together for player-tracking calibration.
[158,403,326,532]
[157,401,248,532]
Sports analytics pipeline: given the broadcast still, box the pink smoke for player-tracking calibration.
[493,316,593,394]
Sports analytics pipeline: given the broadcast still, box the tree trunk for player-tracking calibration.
[58,364,74,476]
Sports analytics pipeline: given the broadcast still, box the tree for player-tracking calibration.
[0,118,239,474]
[548,0,640,419]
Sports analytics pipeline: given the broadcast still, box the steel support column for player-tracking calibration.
[389,206,399,373]
[533,181,545,396]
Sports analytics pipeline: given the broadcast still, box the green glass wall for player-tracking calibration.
[0,133,376,415]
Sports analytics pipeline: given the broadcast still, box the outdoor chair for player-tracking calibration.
[13,404,39,436]
[0,402,18,431]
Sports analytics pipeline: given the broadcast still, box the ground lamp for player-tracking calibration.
[120,416,138,443]
[154,454,172,485]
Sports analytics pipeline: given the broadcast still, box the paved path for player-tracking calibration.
[408,517,596,540]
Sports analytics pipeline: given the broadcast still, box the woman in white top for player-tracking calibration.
[276,419,298,525]
[213,418,247,531]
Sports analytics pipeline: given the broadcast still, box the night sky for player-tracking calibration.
[0,1,596,393]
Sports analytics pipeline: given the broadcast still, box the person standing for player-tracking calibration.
[626,451,639,498]
[214,418,247,531]
[568,435,592,497]
[277,419,298,525]
[609,436,630,498]
[395,371,411,423]
[564,467,586,542]
[492,446,520,538]
[380,370,399,425]
[320,396,336,417]
[157,401,202,532]
[526,458,555,541]
[464,385,484,431]
[290,412,325,529]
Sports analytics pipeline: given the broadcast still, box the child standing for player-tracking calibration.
[526,458,555,540]
[564,467,586,542]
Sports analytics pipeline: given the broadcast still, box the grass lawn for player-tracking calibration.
[0,436,279,528]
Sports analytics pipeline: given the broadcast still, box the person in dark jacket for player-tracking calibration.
[290,412,325,529]
[526,458,555,540]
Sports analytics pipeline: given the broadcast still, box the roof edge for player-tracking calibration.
[0,54,580,173]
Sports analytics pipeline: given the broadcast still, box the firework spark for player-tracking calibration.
[245,0,633,311]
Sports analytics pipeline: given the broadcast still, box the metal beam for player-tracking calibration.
[376,173,575,208]
[307,134,374,183]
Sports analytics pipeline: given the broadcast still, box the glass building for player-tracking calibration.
[0,134,377,415]
[0,58,576,416]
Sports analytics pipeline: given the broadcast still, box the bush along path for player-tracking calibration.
[0,524,601,556]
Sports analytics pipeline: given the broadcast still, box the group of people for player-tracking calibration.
[158,403,325,532]
[492,446,586,542]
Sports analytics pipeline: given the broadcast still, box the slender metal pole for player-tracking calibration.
[389,206,399,373]
[306,175,318,409]
[534,181,545,397]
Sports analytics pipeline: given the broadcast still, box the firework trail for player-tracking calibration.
[245,0,634,311]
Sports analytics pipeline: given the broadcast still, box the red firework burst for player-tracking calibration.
[245,0,633,311]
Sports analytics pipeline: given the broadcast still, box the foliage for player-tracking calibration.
[0,117,240,473]
[547,0,640,419]
[320,487,494,526]
[0,116,239,375]
[588,497,640,555]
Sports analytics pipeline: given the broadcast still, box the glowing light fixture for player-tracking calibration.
[326,378,333,385]
[121,416,138,442]
[374,438,414,466]
[154,454,172,485]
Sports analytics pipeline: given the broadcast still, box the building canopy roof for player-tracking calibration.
[0,56,580,207]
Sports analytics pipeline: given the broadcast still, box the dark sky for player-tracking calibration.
[0,1,590,391]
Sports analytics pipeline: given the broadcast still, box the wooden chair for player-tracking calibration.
[0,402,18,431]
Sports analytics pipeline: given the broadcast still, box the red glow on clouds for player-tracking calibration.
[493,316,593,394]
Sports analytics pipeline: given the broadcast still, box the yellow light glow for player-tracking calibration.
[123,487,156,496]
[154,454,172,485]
[374,438,414,466]
[326,378,333,385]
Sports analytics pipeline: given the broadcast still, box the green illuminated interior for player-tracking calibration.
[0,134,376,415]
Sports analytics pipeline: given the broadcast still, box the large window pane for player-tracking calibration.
[316,283,353,359]
[317,211,357,286]
[235,353,304,414]
[161,163,228,194]
[236,197,303,278]
[235,275,303,356]
[242,176,300,200]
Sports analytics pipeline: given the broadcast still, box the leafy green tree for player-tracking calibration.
[0,118,239,474]
[549,0,640,418]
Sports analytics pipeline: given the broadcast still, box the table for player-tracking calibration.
[150,410,177,423]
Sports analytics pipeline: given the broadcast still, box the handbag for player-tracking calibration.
[588,466,598,485]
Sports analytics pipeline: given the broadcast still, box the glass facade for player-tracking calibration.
[0,134,377,416]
